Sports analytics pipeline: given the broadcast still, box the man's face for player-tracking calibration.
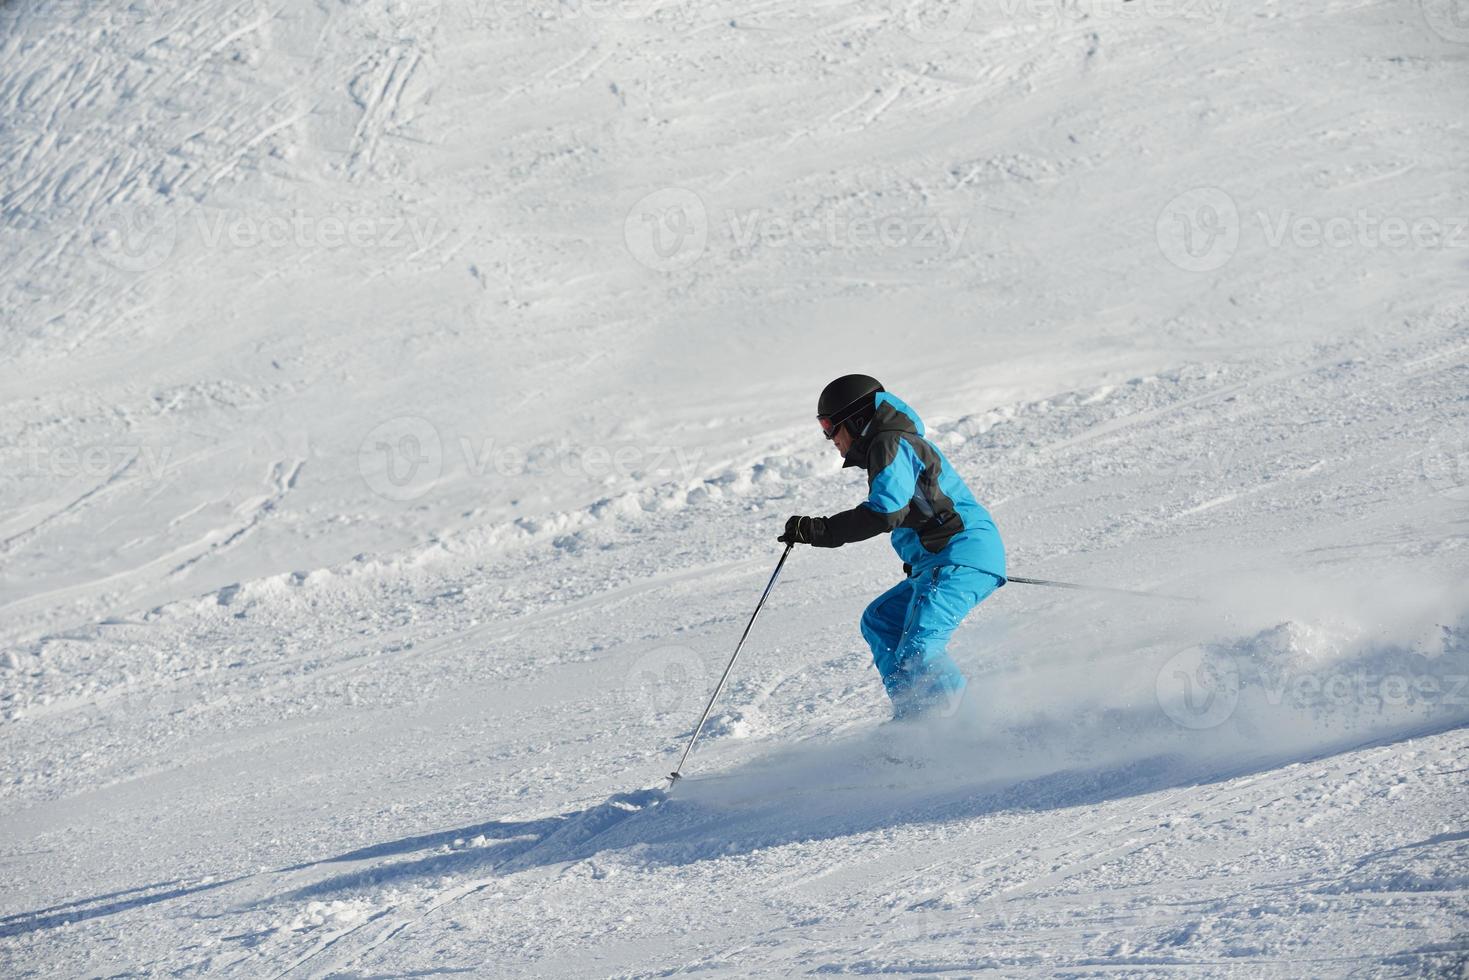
[832,423,855,455]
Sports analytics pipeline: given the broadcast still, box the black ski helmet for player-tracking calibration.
[817,374,884,438]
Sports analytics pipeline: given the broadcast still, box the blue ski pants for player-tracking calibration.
[859,564,1002,719]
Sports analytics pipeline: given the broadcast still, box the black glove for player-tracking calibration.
[778,515,815,545]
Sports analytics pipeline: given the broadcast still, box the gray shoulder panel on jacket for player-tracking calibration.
[865,430,903,480]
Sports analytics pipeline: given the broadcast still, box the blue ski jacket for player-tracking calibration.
[809,392,1006,581]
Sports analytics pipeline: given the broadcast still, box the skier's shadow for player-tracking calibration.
[0,814,568,939]
[262,715,1469,905]
[0,875,256,938]
[9,721,1460,933]
[264,752,1188,904]
[266,788,669,904]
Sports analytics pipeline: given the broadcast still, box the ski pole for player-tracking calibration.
[666,543,794,789]
[1006,575,1201,603]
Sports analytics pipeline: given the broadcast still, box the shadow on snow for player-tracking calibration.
[5,719,1462,937]
[260,716,1467,904]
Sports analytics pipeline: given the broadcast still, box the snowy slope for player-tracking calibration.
[3,0,1468,976]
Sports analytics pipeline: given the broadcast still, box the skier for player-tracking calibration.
[778,375,1006,720]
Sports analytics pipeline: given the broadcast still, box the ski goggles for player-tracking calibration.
[817,415,839,440]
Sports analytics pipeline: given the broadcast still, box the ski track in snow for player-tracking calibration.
[2,0,1468,976]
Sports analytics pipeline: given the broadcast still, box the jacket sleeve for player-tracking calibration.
[809,434,919,548]
[808,505,889,547]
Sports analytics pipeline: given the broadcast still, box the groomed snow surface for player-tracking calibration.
[2,0,1468,976]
